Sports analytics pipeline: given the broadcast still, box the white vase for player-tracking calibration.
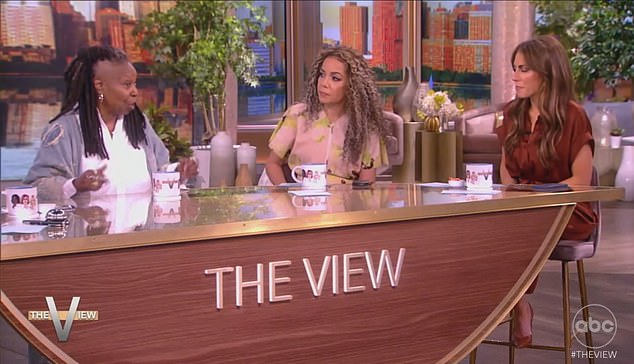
[191,145,211,188]
[209,131,235,187]
[590,106,617,147]
[615,145,634,201]
[236,142,257,185]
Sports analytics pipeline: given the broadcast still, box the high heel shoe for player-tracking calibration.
[512,303,533,348]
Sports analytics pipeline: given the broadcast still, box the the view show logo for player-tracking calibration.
[28,297,98,342]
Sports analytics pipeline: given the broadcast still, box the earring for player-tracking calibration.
[98,93,104,104]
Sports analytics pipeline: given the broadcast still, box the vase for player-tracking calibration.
[236,142,257,185]
[615,145,634,201]
[424,115,440,133]
[590,106,617,147]
[209,131,235,187]
[235,164,253,187]
[412,81,429,122]
[191,145,211,188]
[393,66,418,122]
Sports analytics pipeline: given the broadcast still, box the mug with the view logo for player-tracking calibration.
[464,163,493,190]
[291,163,327,189]
[2,186,38,218]
[152,172,181,200]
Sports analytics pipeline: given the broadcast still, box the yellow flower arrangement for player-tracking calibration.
[415,90,463,132]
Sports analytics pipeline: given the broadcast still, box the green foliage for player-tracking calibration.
[532,0,634,98]
[145,101,192,163]
[532,0,584,53]
[610,127,625,136]
[570,0,634,97]
[133,1,275,135]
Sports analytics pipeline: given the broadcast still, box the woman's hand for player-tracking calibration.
[73,165,107,192]
[177,157,199,182]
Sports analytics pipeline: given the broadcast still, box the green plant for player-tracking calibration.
[145,101,192,163]
[133,1,275,141]
[533,0,584,55]
[610,127,625,137]
[532,0,634,99]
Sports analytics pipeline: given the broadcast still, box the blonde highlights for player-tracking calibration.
[303,46,389,163]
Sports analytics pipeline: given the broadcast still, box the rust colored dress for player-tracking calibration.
[496,101,597,241]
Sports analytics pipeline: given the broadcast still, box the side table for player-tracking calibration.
[418,130,464,183]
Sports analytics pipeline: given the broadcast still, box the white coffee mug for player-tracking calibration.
[152,172,181,200]
[291,195,328,211]
[2,186,38,218]
[464,163,493,190]
[291,163,327,189]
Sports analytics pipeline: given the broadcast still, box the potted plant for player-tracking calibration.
[533,0,634,101]
[133,1,276,142]
[610,127,625,149]
[144,101,192,163]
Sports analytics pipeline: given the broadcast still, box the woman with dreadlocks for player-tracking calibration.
[261,46,390,185]
[24,45,196,201]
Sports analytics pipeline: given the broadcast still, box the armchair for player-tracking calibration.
[456,103,505,183]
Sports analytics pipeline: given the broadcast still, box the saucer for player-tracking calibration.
[448,179,465,188]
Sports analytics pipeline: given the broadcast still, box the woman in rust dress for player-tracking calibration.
[495,35,596,348]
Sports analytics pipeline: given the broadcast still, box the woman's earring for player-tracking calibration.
[98,93,104,104]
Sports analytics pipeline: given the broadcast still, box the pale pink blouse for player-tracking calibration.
[269,103,388,184]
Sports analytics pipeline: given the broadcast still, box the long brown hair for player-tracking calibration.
[303,46,389,163]
[503,35,576,169]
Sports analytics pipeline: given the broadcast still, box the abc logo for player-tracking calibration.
[572,304,617,349]
[574,316,615,334]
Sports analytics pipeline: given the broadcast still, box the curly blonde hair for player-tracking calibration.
[303,46,390,163]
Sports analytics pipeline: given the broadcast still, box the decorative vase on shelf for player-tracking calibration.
[235,164,253,187]
[393,66,418,123]
[412,82,429,122]
[615,145,634,201]
[424,115,440,133]
[590,106,617,147]
[191,145,211,188]
[209,131,235,187]
[236,142,257,185]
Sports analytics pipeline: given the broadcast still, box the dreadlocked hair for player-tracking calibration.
[303,46,390,163]
[52,45,147,159]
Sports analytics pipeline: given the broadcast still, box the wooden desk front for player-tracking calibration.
[0,184,623,363]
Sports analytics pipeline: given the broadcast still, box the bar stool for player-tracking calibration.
[470,167,601,364]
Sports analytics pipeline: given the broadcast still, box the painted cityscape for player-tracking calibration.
[0,0,283,180]
[1,0,491,181]
[321,0,492,111]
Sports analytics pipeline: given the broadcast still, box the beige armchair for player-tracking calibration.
[383,111,404,167]
[376,111,404,176]
[456,103,504,183]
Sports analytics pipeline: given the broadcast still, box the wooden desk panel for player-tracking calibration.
[2,205,572,363]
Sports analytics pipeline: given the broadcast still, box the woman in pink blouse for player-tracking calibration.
[262,46,390,185]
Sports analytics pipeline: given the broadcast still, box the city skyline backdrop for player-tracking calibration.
[1,0,493,181]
